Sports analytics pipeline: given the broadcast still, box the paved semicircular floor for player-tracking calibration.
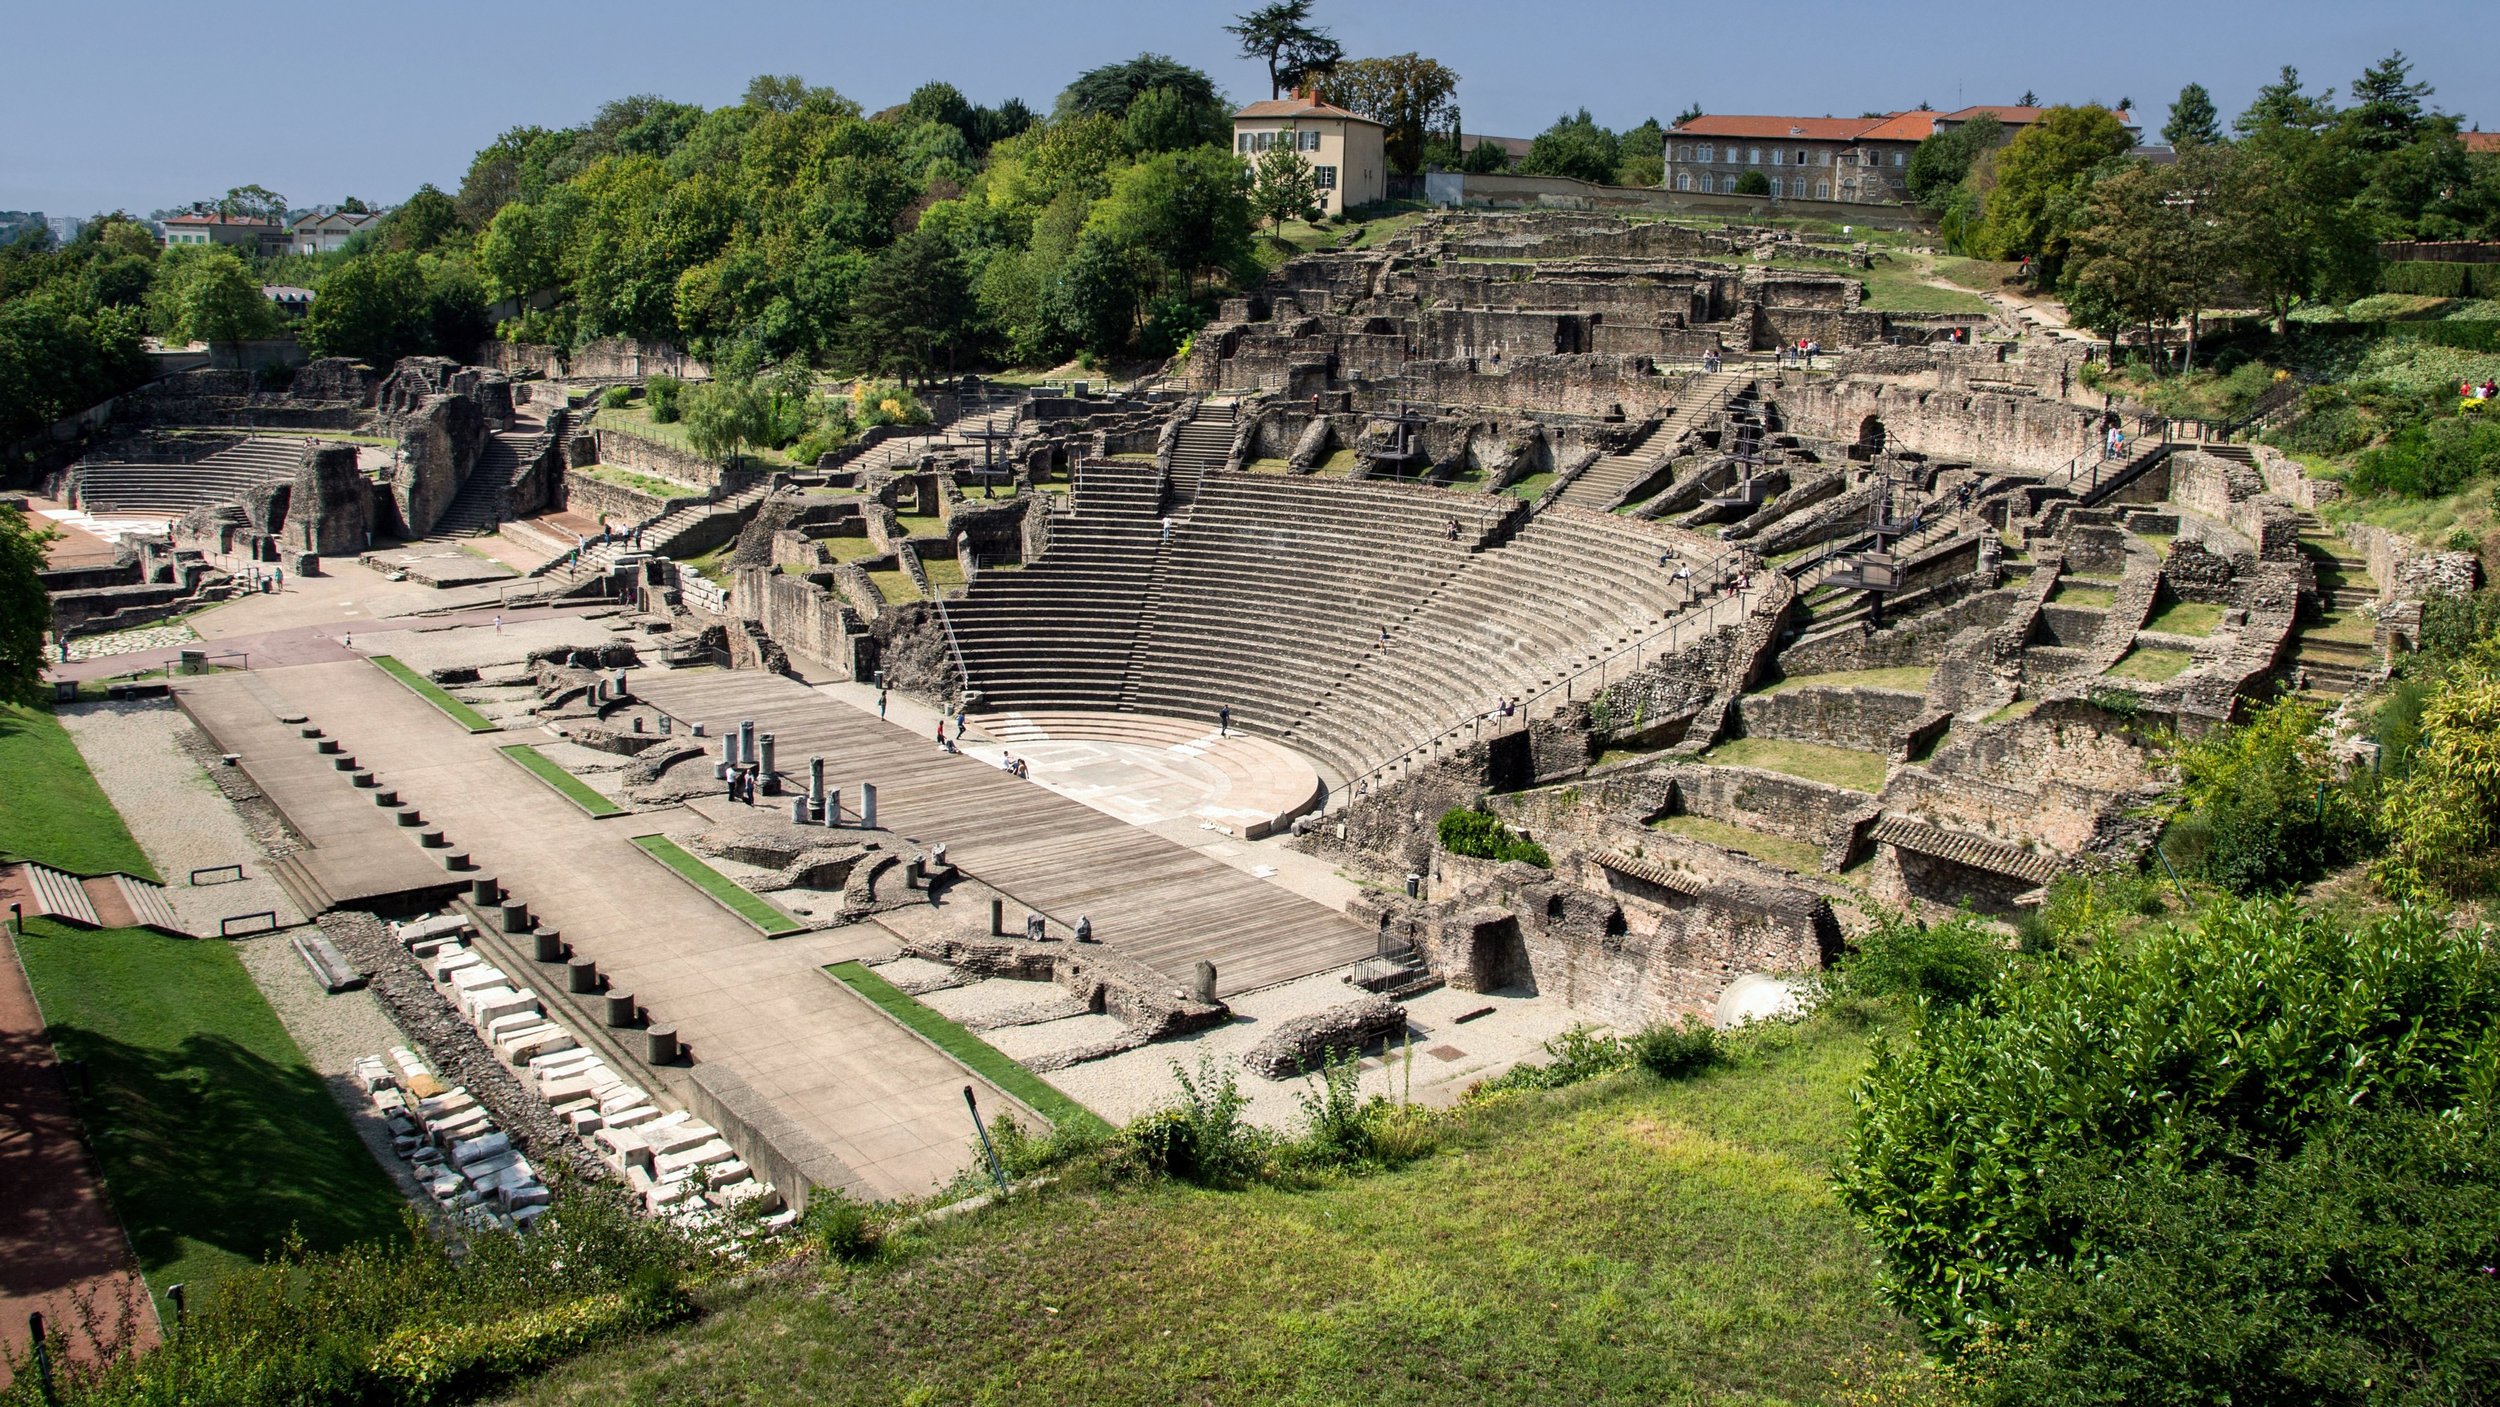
[968,712,1322,838]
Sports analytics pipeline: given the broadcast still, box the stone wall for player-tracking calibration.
[479,338,709,382]
[563,472,697,529]
[387,393,484,539]
[281,444,372,556]
[1774,588,2022,677]
[1392,354,1675,418]
[2345,521,2483,602]
[594,427,723,489]
[1776,374,2101,473]
[1736,685,1927,753]
[1654,762,1869,847]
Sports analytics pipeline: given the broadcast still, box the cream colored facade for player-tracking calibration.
[1231,98,1387,216]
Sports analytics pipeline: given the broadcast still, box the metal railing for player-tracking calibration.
[189,864,244,885]
[1327,554,1757,811]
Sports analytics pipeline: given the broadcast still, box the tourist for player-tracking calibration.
[272,565,284,590]
[877,690,888,719]
[1446,516,1462,542]
[1075,915,1094,943]
[1161,515,1174,543]
[1218,704,1231,737]
[1807,339,1822,368]
[955,706,968,737]
[492,614,503,633]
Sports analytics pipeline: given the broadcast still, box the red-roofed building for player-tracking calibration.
[1232,94,1387,216]
[2463,130,2500,155]
[160,211,284,254]
[1663,105,2115,204]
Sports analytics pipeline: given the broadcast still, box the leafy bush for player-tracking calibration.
[1478,1025,1632,1093]
[1435,806,1552,867]
[800,1191,883,1264]
[2374,649,2500,899]
[2160,696,2371,893]
[2377,259,2487,299]
[2347,412,2500,497]
[1127,1054,1268,1186]
[643,374,682,422]
[1628,1018,1722,1079]
[2015,868,2168,952]
[847,379,929,429]
[599,384,632,409]
[1840,901,2500,1396]
[0,1190,711,1406]
[1836,907,2005,1008]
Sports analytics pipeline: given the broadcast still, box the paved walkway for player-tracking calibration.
[0,926,159,1384]
[188,660,995,1200]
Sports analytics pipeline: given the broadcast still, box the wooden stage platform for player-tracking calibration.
[634,671,1378,996]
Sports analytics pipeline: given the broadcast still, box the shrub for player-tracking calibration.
[1838,907,2004,1008]
[644,374,682,422]
[2015,868,2169,951]
[800,1191,883,1264]
[2160,695,2371,893]
[1435,806,1551,867]
[599,384,632,409]
[1128,1054,1268,1186]
[2373,649,2500,899]
[1839,901,2500,1395]
[1478,1025,1631,1093]
[2347,413,2500,497]
[1628,1018,1722,1079]
[1288,1048,1387,1168]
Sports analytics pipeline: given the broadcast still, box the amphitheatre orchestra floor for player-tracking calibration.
[632,669,1381,996]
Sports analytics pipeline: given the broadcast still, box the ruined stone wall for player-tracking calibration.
[1393,355,1673,418]
[1656,762,1868,846]
[2345,521,2483,601]
[1755,307,1889,350]
[594,428,722,489]
[1774,588,2021,676]
[1776,375,2101,473]
[745,568,860,676]
[281,444,372,556]
[388,392,484,538]
[1736,685,1926,753]
[563,472,698,528]
[1419,308,1595,357]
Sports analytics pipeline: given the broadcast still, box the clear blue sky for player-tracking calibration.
[4,0,2493,218]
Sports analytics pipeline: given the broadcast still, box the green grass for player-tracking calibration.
[2142,599,2228,636]
[0,702,157,878]
[826,961,1109,1136]
[1985,698,2042,725]
[1756,666,1932,696]
[1698,736,1891,793]
[917,552,967,592]
[369,656,497,732]
[599,404,799,468]
[1858,260,1993,316]
[629,834,803,935]
[865,567,922,603]
[2047,581,2118,608]
[1505,469,1559,500]
[502,1016,1922,1406]
[1650,814,1831,874]
[15,920,405,1309]
[567,463,700,500]
[2105,647,2197,683]
[498,744,625,817]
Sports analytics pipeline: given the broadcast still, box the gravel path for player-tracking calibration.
[56,698,302,932]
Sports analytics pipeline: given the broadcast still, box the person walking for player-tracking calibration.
[877,690,888,719]
[1217,704,1231,737]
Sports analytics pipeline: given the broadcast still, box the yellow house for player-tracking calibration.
[1231,96,1387,217]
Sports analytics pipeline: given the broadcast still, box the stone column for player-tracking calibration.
[1193,960,1219,1003]
[860,782,877,830]
[808,757,825,814]
[826,786,841,826]
[716,734,735,779]
[738,719,757,768]
[789,796,808,825]
[759,733,778,795]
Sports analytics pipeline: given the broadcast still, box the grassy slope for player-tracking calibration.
[499,744,625,817]
[827,962,1108,1135]
[630,835,802,934]
[369,656,498,732]
[0,702,158,879]
[1699,737,1891,794]
[505,1019,1918,1407]
[16,919,406,1304]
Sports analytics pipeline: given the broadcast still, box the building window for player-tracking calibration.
[1720,175,1737,193]
[1237,133,1250,152]
[1697,143,1714,163]
[1815,180,1830,199]
[1301,129,1320,151]
[1790,177,1806,198]
[1748,147,1761,165]
[1795,149,1807,165]
[1893,151,1905,166]
[1771,148,1784,166]
[1675,172,1692,191]
[1313,165,1337,189]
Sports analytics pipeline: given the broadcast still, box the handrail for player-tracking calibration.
[929,567,971,699]
[1326,551,1756,811]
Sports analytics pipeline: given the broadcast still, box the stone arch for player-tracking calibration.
[1857,415,1887,453]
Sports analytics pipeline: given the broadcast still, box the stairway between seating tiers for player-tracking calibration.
[428,427,546,537]
[1165,400,1237,504]
[1555,370,1748,511]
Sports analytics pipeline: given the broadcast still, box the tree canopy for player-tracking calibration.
[1225,1,1341,101]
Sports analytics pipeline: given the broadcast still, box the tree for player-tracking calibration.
[679,377,770,466]
[218,183,288,225]
[0,502,56,703]
[1329,54,1462,176]
[1058,54,1217,121]
[1519,109,1621,185]
[1732,171,1771,196]
[1674,102,1703,127]
[151,246,275,356]
[2018,89,2039,107]
[840,230,976,383]
[1905,112,2002,206]
[1226,1,1342,100]
[1085,147,1253,301]
[2374,647,2500,899]
[1122,85,1229,155]
[2235,65,2333,137]
[302,251,428,364]
[2343,50,2433,154]
[1246,131,1322,231]
[382,183,459,251]
[2162,83,2220,148]
[2223,122,2373,333]
[1968,105,2134,279]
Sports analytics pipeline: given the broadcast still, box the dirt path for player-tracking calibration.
[0,923,160,1385]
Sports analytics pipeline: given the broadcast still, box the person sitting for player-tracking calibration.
[1074,915,1094,943]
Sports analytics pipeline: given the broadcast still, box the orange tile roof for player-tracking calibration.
[1671,114,1885,141]
[1235,97,1382,126]
[2464,130,2500,154]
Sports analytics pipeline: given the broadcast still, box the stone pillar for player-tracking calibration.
[611,670,628,699]
[990,898,1004,935]
[738,719,756,768]
[604,991,637,1028]
[789,797,808,825]
[716,734,735,779]
[469,877,500,906]
[861,782,877,830]
[499,901,529,933]
[826,786,841,826]
[1193,960,1219,1003]
[567,957,599,994]
[645,1027,680,1064]
[759,733,778,794]
[808,757,825,812]
[533,930,565,963]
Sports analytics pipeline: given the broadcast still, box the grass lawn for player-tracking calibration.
[1858,260,1992,316]
[2142,599,2228,636]
[0,702,157,878]
[1699,736,1891,793]
[2047,581,2118,608]
[568,463,700,500]
[826,961,1108,1136]
[2105,647,2197,683]
[866,567,922,603]
[1505,469,1559,500]
[15,920,405,1309]
[599,405,798,469]
[629,835,803,935]
[918,554,967,593]
[369,655,497,732]
[1985,698,2042,725]
[1756,666,1932,696]
[503,1016,1922,1407]
[1651,814,1830,874]
[498,744,625,818]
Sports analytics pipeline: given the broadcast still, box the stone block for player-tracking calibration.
[1242,995,1409,1079]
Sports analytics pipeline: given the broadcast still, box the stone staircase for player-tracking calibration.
[429,428,545,537]
[2285,509,2380,699]
[4,861,190,936]
[68,438,305,515]
[520,480,773,600]
[1556,370,1747,511]
[1167,400,1237,501]
[842,389,1028,476]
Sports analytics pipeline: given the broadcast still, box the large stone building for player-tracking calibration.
[1232,95,1388,217]
[1664,106,2063,204]
[160,211,285,253]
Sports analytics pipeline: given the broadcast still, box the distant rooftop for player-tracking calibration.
[1235,96,1382,126]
